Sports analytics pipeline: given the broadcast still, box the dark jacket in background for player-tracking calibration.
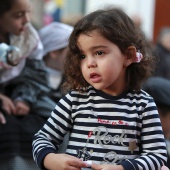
[153,43,170,80]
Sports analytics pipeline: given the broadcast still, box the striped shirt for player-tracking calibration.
[32,86,167,170]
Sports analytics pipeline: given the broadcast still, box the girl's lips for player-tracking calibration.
[19,25,27,32]
[90,73,101,83]
[19,27,25,32]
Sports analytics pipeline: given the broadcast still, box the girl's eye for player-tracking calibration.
[80,55,86,60]
[14,11,30,18]
[96,51,104,55]
[14,12,24,18]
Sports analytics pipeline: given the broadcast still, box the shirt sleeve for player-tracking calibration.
[32,93,73,169]
[120,98,167,170]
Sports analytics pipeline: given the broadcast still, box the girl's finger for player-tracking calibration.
[0,112,6,124]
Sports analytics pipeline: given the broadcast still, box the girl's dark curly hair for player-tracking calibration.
[0,0,14,16]
[63,7,156,92]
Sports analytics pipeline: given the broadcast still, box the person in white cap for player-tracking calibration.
[38,21,73,92]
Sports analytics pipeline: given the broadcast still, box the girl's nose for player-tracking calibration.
[87,57,97,68]
[23,13,30,24]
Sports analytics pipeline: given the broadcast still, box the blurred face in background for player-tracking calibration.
[0,0,31,36]
[160,33,170,51]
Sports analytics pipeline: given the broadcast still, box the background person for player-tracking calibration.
[143,77,170,169]
[153,27,170,80]
[0,0,44,169]
[34,21,73,116]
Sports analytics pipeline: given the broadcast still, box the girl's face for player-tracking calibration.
[0,0,31,36]
[78,30,131,96]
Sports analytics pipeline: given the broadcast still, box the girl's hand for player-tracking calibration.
[0,93,16,114]
[0,112,6,124]
[44,153,89,170]
[161,165,170,170]
[91,163,124,170]
[14,101,30,115]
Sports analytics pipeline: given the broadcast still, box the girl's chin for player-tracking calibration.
[15,30,24,36]
[17,27,26,34]
[91,85,103,90]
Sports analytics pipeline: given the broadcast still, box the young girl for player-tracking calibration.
[0,0,44,169]
[32,8,167,170]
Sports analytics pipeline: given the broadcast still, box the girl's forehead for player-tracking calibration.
[10,0,31,11]
[79,29,100,36]
[77,30,107,43]
[77,31,116,52]
[77,30,102,40]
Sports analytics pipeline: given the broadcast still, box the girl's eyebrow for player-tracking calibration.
[90,45,108,50]
[79,46,108,54]
[12,10,27,15]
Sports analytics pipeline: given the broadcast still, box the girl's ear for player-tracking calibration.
[124,46,137,67]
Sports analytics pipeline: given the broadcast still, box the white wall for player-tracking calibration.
[30,0,44,29]
[85,0,155,41]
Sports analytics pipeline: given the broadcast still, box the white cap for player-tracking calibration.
[38,22,73,56]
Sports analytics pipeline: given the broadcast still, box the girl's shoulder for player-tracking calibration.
[68,86,95,96]
[128,89,154,100]
[127,89,155,108]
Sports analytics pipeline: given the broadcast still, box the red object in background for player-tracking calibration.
[43,14,53,25]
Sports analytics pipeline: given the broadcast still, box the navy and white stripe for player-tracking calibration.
[32,86,167,170]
